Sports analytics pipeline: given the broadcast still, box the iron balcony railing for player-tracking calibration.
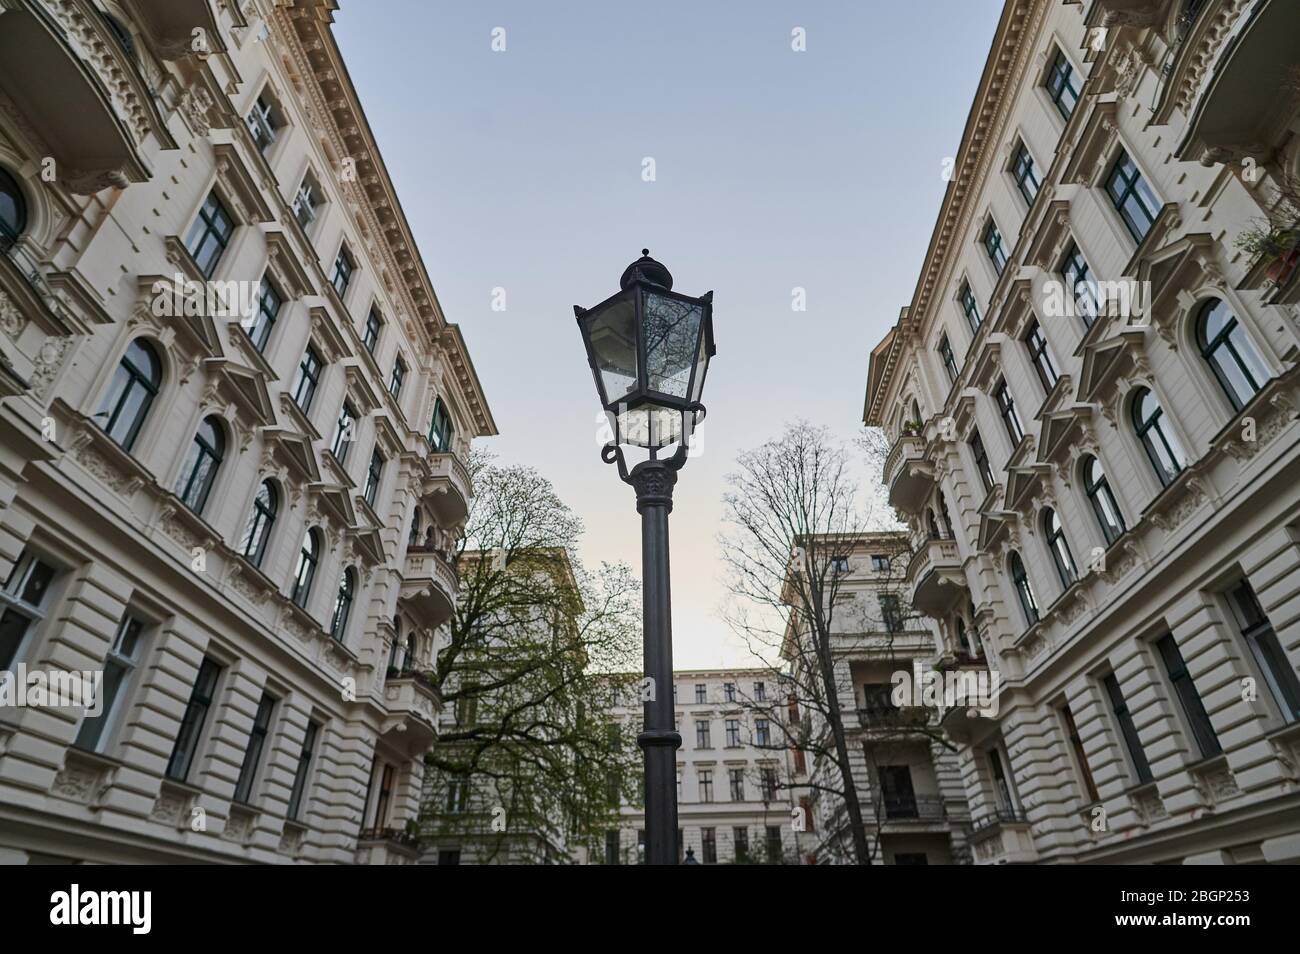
[969,806,1029,834]
[882,795,946,821]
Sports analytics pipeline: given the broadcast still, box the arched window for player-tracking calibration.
[429,397,454,453]
[97,339,161,450]
[0,167,27,251]
[1131,387,1184,487]
[291,528,320,607]
[408,508,421,548]
[176,416,224,514]
[1082,455,1125,546]
[330,568,355,641]
[239,480,278,567]
[1042,508,1077,588]
[1196,298,1267,412]
[1009,551,1039,626]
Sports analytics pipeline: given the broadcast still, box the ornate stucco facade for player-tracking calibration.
[604,668,802,864]
[0,0,494,863]
[865,0,1300,864]
[782,533,974,865]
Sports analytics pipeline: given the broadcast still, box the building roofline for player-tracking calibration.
[864,0,1035,426]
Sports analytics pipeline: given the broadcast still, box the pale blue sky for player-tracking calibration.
[334,0,1002,667]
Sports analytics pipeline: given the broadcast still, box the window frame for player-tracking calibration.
[1102,673,1153,784]
[1105,150,1161,244]
[98,339,161,451]
[1011,141,1041,206]
[982,219,1009,276]
[1195,298,1267,413]
[166,656,222,782]
[184,190,235,279]
[1009,551,1039,626]
[175,416,225,515]
[1131,387,1184,488]
[1045,49,1080,121]
[1024,319,1059,394]
[292,345,323,413]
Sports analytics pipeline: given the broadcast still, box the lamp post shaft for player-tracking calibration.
[631,459,682,866]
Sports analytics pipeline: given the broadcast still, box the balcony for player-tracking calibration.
[355,826,422,865]
[400,546,457,629]
[906,534,964,617]
[380,672,439,752]
[134,0,227,58]
[881,795,946,823]
[0,2,154,193]
[1176,0,1300,165]
[884,434,932,515]
[422,452,472,528]
[968,808,1037,864]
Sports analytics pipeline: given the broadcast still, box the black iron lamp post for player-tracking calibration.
[574,250,715,866]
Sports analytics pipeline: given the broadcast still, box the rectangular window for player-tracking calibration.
[292,173,322,230]
[939,334,959,382]
[701,827,717,863]
[1227,581,1300,722]
[0,550,57,670]
[695,720,711,748]
[830,556,849,575]
[987,747,1017,812]
[1011,142,1040,205]
[245,92,282,155]
[1060,243,1097,327]
[75,614,146,753]
[733,826,749,860]
[728,767,744,801]
[765,826,782,863]
[871,554,891,572]
[363,307,383,354]
[995,380,1025,445]
[1061,704,1099,803]
[1106,150,1161,243]
[372,762,395,828]
[166,656,222,782]
[724,682,736,702]
[242,278,281,352]
[604,830,620,865]
[291,346,322,412]
[761,767,777,801]
[389,356,406,400]
[1024,320,1059,393]
[959,282,981,334]
[438,849,461,866]
[880,593,903,631]
[725,719,740,747]
[698,769,713,803]
[185,191,234,279]
[694,684,706,704]
[879,764,918,818]
[364,449,384,508]
[755,718,770,746]
[1046,49,1080,120]
[428,397,454,453]
[1156,633,1222,759]
[970,429,995,493]
[982,220,1008,275]
[331,247,354,298]
[287,719,320,820]
[332,402,356,464]
[234,691,276,803]
[446,776,468,813]
[1103,673,1153,784]
[754,681,766,702]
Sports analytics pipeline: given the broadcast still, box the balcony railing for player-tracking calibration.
[884,434,931,515]
[882,795,946,822]
[358,826,421,850]
[970,806,1029,835]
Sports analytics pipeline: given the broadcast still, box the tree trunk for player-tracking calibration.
[815,639,872,864]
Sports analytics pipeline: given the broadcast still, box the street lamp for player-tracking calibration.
[574,249,715,866]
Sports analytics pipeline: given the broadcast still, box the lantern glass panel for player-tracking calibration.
[615,404,684,449]
[587,298,638,406]
[643,290,702,400]
[689,318,710,404]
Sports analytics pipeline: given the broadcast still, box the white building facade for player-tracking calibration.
[783,534,973,865]
[865,0,1300,863]
[606,668,801,864]
[0,0,493,863]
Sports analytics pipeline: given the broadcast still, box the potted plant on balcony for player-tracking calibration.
[900,418,925,438]
[1235,219,1300,286]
